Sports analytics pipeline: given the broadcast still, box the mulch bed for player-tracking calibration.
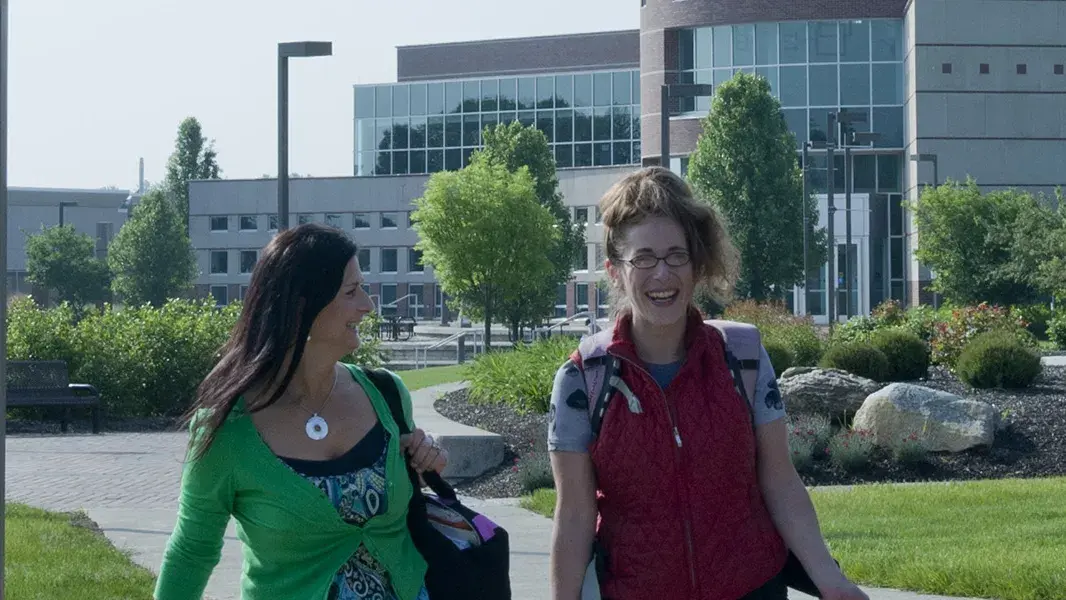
[435,366,1066,499]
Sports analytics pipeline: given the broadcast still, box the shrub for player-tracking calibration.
[819,342,890,382]
[871,328,930,381]
[723,300,824,367]
[5,297,79,367]
[787,434,816,472]
[1013,304,1053,341]
[889,432,929,465]
[828,429,875,472]
[930,303,1032,367]
[872,299,907,327]
[788,414,833,468]
[830,316,879,345]
[764,341,795,374]
[464,335,578,414]
[956,330,1042,389]
[515,452,554,493]
[1048,312,1066,350]
[902,305,947,342]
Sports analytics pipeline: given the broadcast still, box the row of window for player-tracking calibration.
[942,62,1066,75]
[210,281,443,316]
[355,70,640,119]
[208,212,415,233]
[678,19,904,71]
[207,247,426,276]
[360,140,643,176]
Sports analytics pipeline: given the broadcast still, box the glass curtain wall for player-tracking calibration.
[355,69,641,176]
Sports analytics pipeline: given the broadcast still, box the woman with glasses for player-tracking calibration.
[547,167,865,600]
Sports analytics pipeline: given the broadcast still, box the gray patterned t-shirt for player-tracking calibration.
[547,344,787,454]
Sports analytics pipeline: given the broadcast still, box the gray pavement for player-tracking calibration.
[5,383,990,600]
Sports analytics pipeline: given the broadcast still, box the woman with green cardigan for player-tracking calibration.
[154,223,447,600]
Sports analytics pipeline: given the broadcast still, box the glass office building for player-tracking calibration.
[354,69,642,176]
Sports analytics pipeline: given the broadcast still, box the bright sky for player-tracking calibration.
[7,0,634,190]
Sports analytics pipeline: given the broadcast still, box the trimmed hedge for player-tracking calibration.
[819,342,890,382]
[871,328,930,382]
[764,341,795,374]
[956,330,1042,389]
[464,335,578,414]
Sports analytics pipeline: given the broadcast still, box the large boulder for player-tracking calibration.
[778,367,883,418]
[852,383,996,452]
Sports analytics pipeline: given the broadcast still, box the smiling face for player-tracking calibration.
[306,257,376,357]
[607,215,695,329]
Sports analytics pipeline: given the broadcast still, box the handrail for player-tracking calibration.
[413,329,485,369]
[377,293,421,317]
[538,310,600,338]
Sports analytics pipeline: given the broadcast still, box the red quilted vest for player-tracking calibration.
[572,308,787,599]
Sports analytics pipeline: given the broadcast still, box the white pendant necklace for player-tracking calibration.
[298,366,339,441]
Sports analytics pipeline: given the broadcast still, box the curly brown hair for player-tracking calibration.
[599,166,740,312]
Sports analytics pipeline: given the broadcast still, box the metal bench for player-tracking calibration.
[6,360,102,434]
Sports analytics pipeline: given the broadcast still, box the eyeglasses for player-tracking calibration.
[621,251,691,270]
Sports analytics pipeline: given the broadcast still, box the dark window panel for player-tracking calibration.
[463,81,480,113]
[445,148,462,171]
[779,66,807,107]
[779,21,806,64]
[427,117,444,148]
[555,144,573,168]
[594,142,613,166]
[575,109,592,142]
[632,108,641,139]
[612,106,632,139]
[410,118,427,148]
[632,140,641,162]
[942,63,952,74]
[732,24,755,66]
[427,149,444,173]
[809,108,832,145]
[410,150,426,174]
[556,109,574,143]
[872,63,903,105]
[878,154,902,192]
[537,112,554,143]
[392,119,409,150]
[873,107,904,148]
[1055,64,1065,75]
[593,107,612,142]
[375,86,392,118]
[756,23,777,65]
[393,151,409,175]
[498,78,517,111]
[871,20,903,61]
[376,118,392,150]
[481,79,499,112]
[445,115,462,147]
[612,71,632,105]
[555,74,574,108]
[574,74,593,107]
[575,143,593,167]
[782,108,807,149]
[445,82,462,113]
[809,21,838,63]
[613,141,632,165]
[593,72,613,106]
[518,111,535,129]
[537,76,555,109]
[427,83,445,115]
[462,147,474,168]
[375,151,392,175]
[841,64,871,105]
[808,64,838,106]
[481,113,498,138]
[410,83,427,116]
[839,20,870,62]
[1017,64,1027,75]
[392,85,409,117]
[463,115,481,146]
[980,63,990,74]
[678,29,695,71]
[518,77,537,110]
[499,111,518,125]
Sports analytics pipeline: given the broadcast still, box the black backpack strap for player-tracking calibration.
[360,366,456,501]
[583,354,621,439]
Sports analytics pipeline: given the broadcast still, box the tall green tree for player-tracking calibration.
[107,188,198,307]
[412,160,560,349]
[25,225,110,306]
[911,178,1043,306]
[164,117,221,232]
[473,122,584,333]
[687,72,825,300]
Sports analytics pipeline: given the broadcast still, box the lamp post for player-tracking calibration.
[801,142,810,312]
[843,131,882,318]
[1,0,10,592]
[659,83,715,171]
[59,201,77,227]
[277,41,332,230]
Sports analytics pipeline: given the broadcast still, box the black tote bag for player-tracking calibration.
[362,368,512,600]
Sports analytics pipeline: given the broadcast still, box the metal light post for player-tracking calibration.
[59,201,77,227]
[277,41,332,230]
[801,142,810,310]
[843,131,882,318]
[1,0,9,593]
[659,83,715,170]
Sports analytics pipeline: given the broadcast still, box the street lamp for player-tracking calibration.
[59,201,78,227]
[1,0,10,589]
[659,83,715,170]
[277,41,332,230]
[910,153,939,188]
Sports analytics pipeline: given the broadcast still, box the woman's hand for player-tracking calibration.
[816,572,869,600]
[400,428,448,473]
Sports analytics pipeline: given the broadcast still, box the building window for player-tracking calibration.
[980,63,990,74]
[381,212,399,229]
[381,248,398,273]
[408,284,424,318]
[239,250,257,274]
[268,214,279,231]
[239,285,249,301]
[358,248,371,272]
[941,63,952,74]
[326,213,344,228]
[574,245,589,271]
[353,213,371,229]
[574,207,589,226]
[210,216,228,232]
[380,284,398,315]
[298,214,314,225]
[555,284,567,318]
[210,285,228,307]
[1017,64,1027,75]
[210,251,228,275]
[576,283,590,313]
[408,248,424,272]
[239,215,257,231]
[1056,64,1065,75]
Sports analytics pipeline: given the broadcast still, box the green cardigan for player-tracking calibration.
[153,365,427,600]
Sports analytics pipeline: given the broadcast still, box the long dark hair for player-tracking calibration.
[185,222,358,459]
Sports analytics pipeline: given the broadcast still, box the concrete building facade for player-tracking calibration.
[189,0,1066,322]
[5,187,132,300]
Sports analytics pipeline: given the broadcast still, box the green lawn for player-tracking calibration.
[398,364,467,391]
[522,477,1066,600]
[6,503,156,599]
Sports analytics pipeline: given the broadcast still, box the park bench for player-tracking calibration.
[5,360,102,434]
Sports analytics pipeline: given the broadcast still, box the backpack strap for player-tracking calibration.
[575,329,620,439]
[704,319,762,427]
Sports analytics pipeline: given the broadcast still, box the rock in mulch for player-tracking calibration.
[853,383,997,453]
[778,367,883,418]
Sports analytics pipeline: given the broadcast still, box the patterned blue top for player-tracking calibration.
[281,422,431,600]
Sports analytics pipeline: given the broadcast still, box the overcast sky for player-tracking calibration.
[7,0,634,190]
